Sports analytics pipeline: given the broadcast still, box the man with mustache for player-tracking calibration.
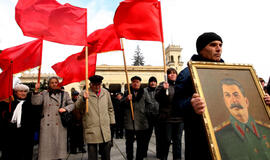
[215,78,270,160]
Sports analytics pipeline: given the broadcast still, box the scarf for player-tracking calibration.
[130,87,144,102]
[11,100,25,128]
[147,86,156,92]
[168,79,176,85]
[48,88,62,96]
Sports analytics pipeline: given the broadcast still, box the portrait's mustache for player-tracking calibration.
[230,103,243,109]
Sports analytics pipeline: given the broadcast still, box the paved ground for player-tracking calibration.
[1,132,184,160]
[65,133,175,160]
[64,132,185,160]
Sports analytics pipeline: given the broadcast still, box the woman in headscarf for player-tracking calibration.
[32,77,74,160]
[0,84,36,160]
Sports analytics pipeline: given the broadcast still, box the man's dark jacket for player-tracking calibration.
[175,54,224,160]
[121,87,153,130]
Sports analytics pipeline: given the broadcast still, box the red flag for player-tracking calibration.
[0,39,43,74]
[113,0,163,42]
[52,24,122,86]
[52,52,97,86]
[0,60,13,102]
[15,0,87,46]
[86,24,122,54]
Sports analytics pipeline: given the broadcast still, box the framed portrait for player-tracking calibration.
[188,61,270,160]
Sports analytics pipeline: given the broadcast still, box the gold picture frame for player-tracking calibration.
[188,61,270,160]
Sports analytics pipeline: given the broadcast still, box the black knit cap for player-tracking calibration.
[131,76,142,81]
[196,32,222,54]
[148,76,157,84]
[89,75,103,84]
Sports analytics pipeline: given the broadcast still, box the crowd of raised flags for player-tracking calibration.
[0,0,164,104]
[0,39,43,106]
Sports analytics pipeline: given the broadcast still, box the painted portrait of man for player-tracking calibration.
[215,78,270,160]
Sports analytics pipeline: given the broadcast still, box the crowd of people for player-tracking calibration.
[1,32,270,160]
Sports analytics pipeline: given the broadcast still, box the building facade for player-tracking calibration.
[20,45,183,94]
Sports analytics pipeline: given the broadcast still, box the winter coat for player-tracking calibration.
[121,87,153,130]
[111,96,124,127]
[174,54,224,160]
[144,87,159,118]
[32,90,74,160]
[75,88,115,144]
[155,80,183,123]
[0,93,39,160]
[267,82,270,94]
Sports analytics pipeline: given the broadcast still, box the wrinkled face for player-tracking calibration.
[149,81,157,88]
[90,83,101,92]
[49,78,59,90]
[15,90,28,99]
[222,84,249,123]
[200,40,222,61]
[131,79,141,90]
[168,72,177,81]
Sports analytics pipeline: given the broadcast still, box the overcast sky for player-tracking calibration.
[1,0,270,82]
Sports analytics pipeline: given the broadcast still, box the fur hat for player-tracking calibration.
[196,32,222,54]
[14,83,29,92]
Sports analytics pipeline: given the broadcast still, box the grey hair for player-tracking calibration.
[14,83,29,92]
[48,76,59,85]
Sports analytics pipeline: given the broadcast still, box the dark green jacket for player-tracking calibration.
[215,115,270,160]
[121,87,153,130]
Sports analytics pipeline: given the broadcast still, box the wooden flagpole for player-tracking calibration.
[120,38,134,121]
[37,66,41,84]
[159,0,168,95]
[84,14,89,113]
[161,42,168,95]
[9,61,13,112]
[85,46,89,113]
[37,40,43,85]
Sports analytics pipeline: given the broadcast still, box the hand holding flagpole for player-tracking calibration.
[120,38,135,121]
[114,0,169,95]
[85,46,89,113]
[158,0,169,95]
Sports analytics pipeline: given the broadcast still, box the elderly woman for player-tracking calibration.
[0,84,36,160]
[32,77,74,160]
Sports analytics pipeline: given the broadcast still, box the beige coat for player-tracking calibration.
[76,88,115,144]
[32,91,74,160]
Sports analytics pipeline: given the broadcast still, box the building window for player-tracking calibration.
[171,56,174,62]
